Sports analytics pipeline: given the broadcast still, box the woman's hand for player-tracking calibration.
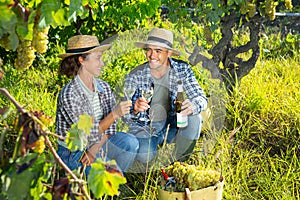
[80,143,101,166]
[113,100,132,118]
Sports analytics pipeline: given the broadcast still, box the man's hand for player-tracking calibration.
[180,99,194,116]
[133,97,150,114]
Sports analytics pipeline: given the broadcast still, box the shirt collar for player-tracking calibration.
[75,75,105,94]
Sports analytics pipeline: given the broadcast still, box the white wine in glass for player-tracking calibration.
[140,86,154,122]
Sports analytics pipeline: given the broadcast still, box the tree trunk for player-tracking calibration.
[188,12,265,95]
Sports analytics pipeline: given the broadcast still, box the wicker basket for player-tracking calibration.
[157,179,224,200]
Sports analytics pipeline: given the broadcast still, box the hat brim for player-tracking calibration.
[58,44,111,59]
[134,42,181,56]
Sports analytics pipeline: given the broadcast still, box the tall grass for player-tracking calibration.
[218,57,300,199]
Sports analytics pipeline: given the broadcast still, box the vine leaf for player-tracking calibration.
[77,114,93,135]
[6,168,34,200]
[65,126,87,152]
[88,159,126,198]
[65,114,93,151]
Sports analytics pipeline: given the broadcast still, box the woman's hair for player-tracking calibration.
[59,54,89,78]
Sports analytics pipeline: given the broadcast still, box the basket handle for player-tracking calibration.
[185,188,192,200]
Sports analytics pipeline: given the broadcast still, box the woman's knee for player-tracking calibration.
[123,133,139,152]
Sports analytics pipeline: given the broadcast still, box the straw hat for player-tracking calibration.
[58,35,111,58]
[134,28,181,56]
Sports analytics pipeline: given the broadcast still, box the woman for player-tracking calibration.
[55,35,139,175]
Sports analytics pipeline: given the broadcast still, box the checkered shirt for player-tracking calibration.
[56,77,117,148]
[124,57,208,127]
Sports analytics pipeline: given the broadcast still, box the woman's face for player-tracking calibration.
[79,52,104,77]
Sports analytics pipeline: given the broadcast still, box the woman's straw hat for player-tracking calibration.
[134,28,181,56]
[58,35,111,59]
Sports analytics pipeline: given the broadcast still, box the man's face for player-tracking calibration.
[144,45,172,70]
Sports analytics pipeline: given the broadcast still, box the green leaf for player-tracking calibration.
[88,159,126,198]
[69,0,82,22]
[6,170,34,200]
[0,5,17,31]
[65,125,88,151]
[40,0,61,28]
[77,114,93,135]
[8,29,19,51]
[52,8,71,27]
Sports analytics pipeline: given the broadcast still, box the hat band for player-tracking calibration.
[148,36,172,48]
[66,45,98,54]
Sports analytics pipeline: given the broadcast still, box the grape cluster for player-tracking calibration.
[0,34,12,51]
[240,2,256,18]
[32,26,50,54]
[265,0,278,20]
[285,0,293,9]
[14,39,35,70]
[164,162,220,192]
[203,26,213,44]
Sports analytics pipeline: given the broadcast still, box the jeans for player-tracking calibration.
[130,114,202,163]
[57,132,139,175]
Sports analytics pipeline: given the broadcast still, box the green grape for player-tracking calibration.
[163,162,221,192]
[0,34,12,51]
[265,0,278,20]
[247,3,256,18]
[285,0,293,9]
[14,39,35,70]
[240,3,248,15]
[203,26,213,44]
[32,26,49,54]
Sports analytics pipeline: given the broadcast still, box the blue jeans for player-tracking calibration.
[130,114,202,163]
[57,132,139,175]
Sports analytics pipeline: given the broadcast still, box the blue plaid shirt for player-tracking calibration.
[56,76,117,148]
[124,57,207,127]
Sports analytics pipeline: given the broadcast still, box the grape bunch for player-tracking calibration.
[32,26,50,54]
[265,0,278,20]
[0,34,12,51]
[164,162,221,192]
[239,1,256,18]
[285,0,293,9]
[14,39,36,70]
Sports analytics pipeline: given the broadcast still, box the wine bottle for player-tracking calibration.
[175,80,188,128]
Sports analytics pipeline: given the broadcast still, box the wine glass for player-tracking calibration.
[124,88,136,101]
[123,87,136,120]
[139,86,154,122]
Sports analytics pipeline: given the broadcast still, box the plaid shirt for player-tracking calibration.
[56,76,117,148]
[124,57,207,127]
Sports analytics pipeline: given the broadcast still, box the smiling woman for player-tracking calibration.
[55,34,139,176]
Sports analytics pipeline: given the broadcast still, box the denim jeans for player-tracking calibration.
[57,131,139,175]
[130,114,202,163]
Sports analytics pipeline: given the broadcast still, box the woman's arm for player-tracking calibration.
[98,100,132,133]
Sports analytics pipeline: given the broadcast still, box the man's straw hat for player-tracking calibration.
[134,28,181,56]
[58,35,111,59]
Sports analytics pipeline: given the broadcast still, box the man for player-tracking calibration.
[124,28,207,164]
